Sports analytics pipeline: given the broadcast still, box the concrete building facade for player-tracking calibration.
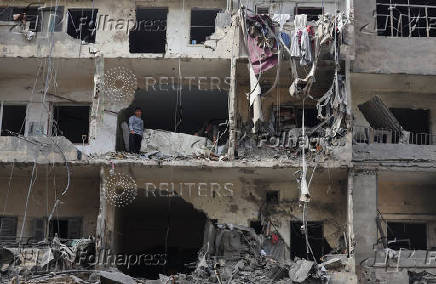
[0,0,434,283]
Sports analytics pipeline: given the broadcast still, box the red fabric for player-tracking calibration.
[271,233,279,244]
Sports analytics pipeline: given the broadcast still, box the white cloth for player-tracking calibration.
[272,14,291,29]
[299,29,312,65]
[294,14,307,29]
[290,14,313,65]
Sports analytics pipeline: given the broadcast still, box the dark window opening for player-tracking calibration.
[266,190,279,204]
[273,106,321,132]
[256,6,269,15]
[116,89,228,151]
[0,6,42,31]
[295,7,323,22]
[32,218,46,242]
[129,8,168,53]
[190,8,220,44]
[387,222,427,250]
[250,220,263,235]
[113,194,207,279]
[390,108,430,144]
[67,9,98,43]
[290,221,331,262]
[49,218,82,239]
[0,216,17,241]
[1,104,26,136]
[376,0,436,37]
[53,105,90,144]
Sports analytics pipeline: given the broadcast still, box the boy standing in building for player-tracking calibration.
[128,107,144,153]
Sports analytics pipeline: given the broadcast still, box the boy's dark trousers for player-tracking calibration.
[129,133,142,153]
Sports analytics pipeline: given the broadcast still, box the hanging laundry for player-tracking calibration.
[247,35,278,74]
[280,32,290,48]
[272,13,291,29]
[244,14,279,74]
[290,14,314,65]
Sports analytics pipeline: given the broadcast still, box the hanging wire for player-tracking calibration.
[0,161,15,236]
[19,160,38,243]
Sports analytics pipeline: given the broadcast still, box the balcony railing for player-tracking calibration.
[353,126,436,145]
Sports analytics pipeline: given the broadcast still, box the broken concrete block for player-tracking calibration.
[141,129,210,157]
[358,96,403,132]
[98,270,137,284]
[288,259,314,283]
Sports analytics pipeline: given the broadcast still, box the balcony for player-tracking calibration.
[353,126,436,165]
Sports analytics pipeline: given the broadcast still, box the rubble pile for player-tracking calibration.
[0,237,95,284]
[156,224,347,284]
[0,224,354,284]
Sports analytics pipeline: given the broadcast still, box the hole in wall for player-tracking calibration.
[113,193,207,279]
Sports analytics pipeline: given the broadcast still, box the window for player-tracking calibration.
[295,7,323,22]
[129,8,168,53]
[49,218,82,239]
[290,221,331,262]
[0,216,17,241]
[67,9,98,43]
[256,6,270,15]
[12,6,41,31]
[32,218,46,242]
[1,104,26,136]
[52,105,90,143]
[387,222,427,250]
[376,0,436,37]
[40,7,64,33]
[190,8,220,44]
[391,108,430,144]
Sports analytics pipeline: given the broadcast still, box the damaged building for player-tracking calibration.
[0,0,434,283]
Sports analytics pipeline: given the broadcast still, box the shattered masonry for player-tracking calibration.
[1,0,436,283]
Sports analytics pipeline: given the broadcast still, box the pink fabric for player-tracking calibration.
[247,36,278,74]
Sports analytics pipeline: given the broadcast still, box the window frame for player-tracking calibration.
[189,8,221,45]
[0,102,28,137]
[51,103,91,144]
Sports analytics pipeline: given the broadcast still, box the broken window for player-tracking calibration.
[1,104,26,136]
[49,218,82,239]
[295,7,323,22]
[52,105,90,143]
[290,221,331,262]
[67,9,98,43]
[190,8,220,44]
[387,222,427,250]
[129,8,168,53]
[0,216,17,241]
[376,0,436,37]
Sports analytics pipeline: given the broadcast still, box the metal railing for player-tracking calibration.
[353,126,436,145]
[376,1,436,38]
